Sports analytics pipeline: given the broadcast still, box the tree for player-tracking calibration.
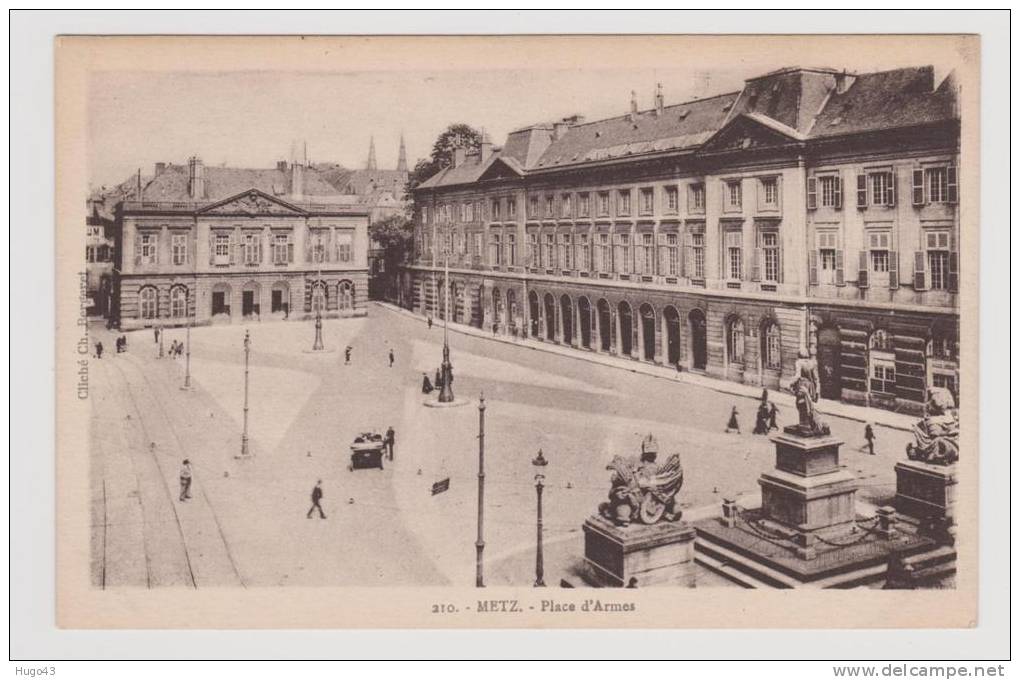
[368,213,414,302]
[369,213,414,261]
[405,123,482,196]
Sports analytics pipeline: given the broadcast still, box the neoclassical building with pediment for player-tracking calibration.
[113,156,370,330]
[405,65,961,413]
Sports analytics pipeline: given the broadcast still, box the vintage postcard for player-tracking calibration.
[55,34,979,628]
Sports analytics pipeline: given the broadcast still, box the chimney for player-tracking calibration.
[479,130,493,162]
[291,161,305,199]
[154,162,167,177]
[188,156,204,199]
[629,90,638,121]
[654,83,665,116]
[452,147,466,168]
[553,119,569,140]
[835,69,857,94]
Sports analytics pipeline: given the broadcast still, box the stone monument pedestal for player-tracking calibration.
[895,460,957,525]
[758,432,858,540]
[582,514,696,588]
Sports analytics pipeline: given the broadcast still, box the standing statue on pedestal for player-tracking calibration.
[784,348,830,437]
[599,434,684,526]
[906,387,959,465]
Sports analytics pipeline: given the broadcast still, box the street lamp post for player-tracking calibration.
[158,324,165,358]
[183,316,192,389]
[239,330,251,458]
[438,225,455,403]
[532,449,548,587]
[475,393,486,587]
[312,308,324,351]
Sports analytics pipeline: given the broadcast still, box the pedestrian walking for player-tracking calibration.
[384,426,395,461]
[421,372,434,394]
[753,401,769,435]
[178,459,193,501]
[434,368,442,390]
[675,360,683,375]
[344,346,352,365]
[307,480,326,519]
[864,423,876,455]
[767,402,779,432]
[388,349,395,368]
[154,327,160,344]
[427,315,433,330]
[725,405,741,434]
[95,341,103,359]
[760,388,769,405]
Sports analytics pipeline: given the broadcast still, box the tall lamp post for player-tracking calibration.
[312,308,324,351]
[158,324,165,358]
[438,223,455,403]
[532,448,548,587]
[238,330,251,458]
[182,316,192,389]
[475,393,486,587]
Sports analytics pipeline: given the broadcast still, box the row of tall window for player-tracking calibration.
[808,166,957,210]
[133,229,354,267]
[809,228,958,291]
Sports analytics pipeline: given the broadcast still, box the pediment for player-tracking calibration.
[701,114,804,153]
[477,157,525,182]
[198,189,307,216]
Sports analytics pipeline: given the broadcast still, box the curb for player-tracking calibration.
[372,301,914,433]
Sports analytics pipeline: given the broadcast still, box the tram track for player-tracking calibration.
[120,356,246,588]
[107,358,198,588]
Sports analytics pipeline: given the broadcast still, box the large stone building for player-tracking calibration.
[404,66,961,413]
[112,157,371,330]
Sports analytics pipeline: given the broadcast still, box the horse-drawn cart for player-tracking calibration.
[348,432,386,471]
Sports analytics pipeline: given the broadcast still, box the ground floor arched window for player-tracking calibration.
[762,321,781,370]
[139,286,158,319]
[339,281,354,311]
[170,286,188,318]
[726,316,745,364]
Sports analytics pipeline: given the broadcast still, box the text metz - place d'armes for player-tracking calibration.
[475,599,636,613]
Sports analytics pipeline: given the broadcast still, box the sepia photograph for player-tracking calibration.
[40,25,994,642]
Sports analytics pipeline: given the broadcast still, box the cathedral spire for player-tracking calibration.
[366,136,378,171]
[396,133,408,172]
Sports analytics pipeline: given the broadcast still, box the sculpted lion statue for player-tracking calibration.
[906,387,959,465]
[599,435,684,526]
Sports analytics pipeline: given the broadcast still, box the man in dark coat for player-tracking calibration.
[422,372,434,394]
[435,368,442,390]
[725,405,741,434]
[753,402,769,435]
[767,402,780,432]
[385,426,395,460]
[344,346,352,365]
[864,423,876,455]
[154,327,160,344]
[307,480,326,519]
[388,349,395,367]
[95,341,103,359]
[427,315,433,330]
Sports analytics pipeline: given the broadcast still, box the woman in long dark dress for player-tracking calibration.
[421,372,434,394]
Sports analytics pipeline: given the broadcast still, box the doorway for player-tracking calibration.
[688,309,707,370]
[817,326,843,400]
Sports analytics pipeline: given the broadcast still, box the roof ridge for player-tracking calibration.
[563,90,741,130]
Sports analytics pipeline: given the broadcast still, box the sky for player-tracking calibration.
[88,56,958,191]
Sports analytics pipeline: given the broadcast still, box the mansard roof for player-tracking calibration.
[138,164,341,202]
[532,91,738,171]
[810,66,957,138]
[412,64,960,193]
